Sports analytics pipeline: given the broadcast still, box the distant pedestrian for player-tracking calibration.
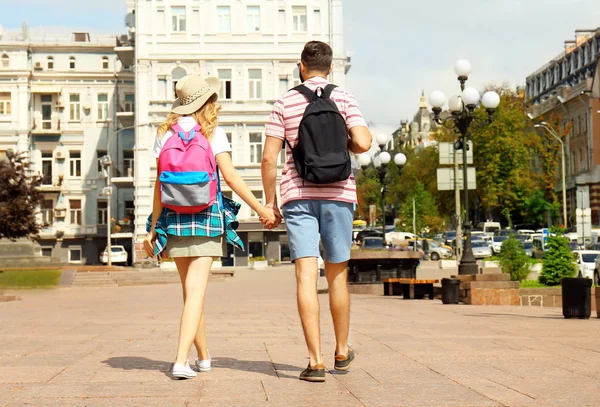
[261,41,372,382]
[144,75,277,379]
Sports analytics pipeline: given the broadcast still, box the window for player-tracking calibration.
[579,150,584,172]
[124,94,135,112]
[278,9,286,32]
[102,56,109,70]
[69,56,75,70]
[157,78,167,100]
[225,132,232,147]
[247,6,260,32]
[69,94,80,121]
[249,132,262,164]
[41,247,52,257]
[218,69,232,100]
[313,9,321,32]
[0,93,11,115]
[217,6,231,33]
[172,6,186,32]
[292,6,307,32]
[1,54,8,68]
[250,191,263,217]
[157,9,166,34]
[97,200,108,225]
[41,95,52,129]
[248,69,262,100]
[41,152,53,185]
[97,93,108,121]
[172,67,187,98]
[97,150,107,174]
[69,151,81,177]
[279,78,288,95]
[69,200,82,225]
[292,67,301,86]
[47,56,54,70]
[41,199,54,225]
[68,246,82,264]
[125,200,135,222]
[123,150,134,177]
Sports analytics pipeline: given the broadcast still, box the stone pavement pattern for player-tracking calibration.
[2,266,600,406]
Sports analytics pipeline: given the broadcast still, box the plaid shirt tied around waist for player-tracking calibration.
[146,195,244,256]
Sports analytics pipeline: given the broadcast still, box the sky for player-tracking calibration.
[1,0,600,129]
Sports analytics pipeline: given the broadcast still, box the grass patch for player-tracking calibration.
[519,280,557,289]
[0,269,62,288]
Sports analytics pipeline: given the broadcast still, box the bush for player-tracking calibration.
[499,237,531,281]
[538,232,576,286]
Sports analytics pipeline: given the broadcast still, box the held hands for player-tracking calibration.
[259,203,282,230]
[143,230,157,258]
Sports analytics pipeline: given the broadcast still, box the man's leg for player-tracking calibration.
[295,257,323,367]
[325,260,350,357]
[282,201,322,369]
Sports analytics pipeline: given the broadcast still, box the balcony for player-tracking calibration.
[31,119,62,136]
[112,160,134,186]
[115,35,135,67]
[116,103,135,127]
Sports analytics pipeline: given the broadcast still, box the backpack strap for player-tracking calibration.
[293,85,317,102]
[321,84,337,100]
[171,123,201,142]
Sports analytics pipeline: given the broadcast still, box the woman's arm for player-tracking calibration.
[216,152,275,223]
[144,159,162,257]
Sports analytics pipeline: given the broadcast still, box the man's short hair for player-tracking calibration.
[301,41,333,72]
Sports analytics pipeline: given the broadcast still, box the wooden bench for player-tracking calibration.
[382,278,439,300]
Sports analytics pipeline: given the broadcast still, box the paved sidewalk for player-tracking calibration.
[1,266,600,406]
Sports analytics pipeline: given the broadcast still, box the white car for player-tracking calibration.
[100,245,128,264]
[491,236,508,255]
[574,250,600,280]
[471,240,493,259]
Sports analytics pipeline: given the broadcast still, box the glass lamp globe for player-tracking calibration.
[375,133,389,146]
[394,153,407,166]
[373,156,382,168]
[448,95,463,112]
[429,90,446,108]
[455,59,472,77]
[462,87,480,106]
[357,153,371,167]
[481,91,500,109]
[379,151,391,165]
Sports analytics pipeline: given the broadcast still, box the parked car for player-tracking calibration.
[522,241,533,257]
[495,229,517,237]
[443,231,456,246]
[471,231,490,242]
[355,229,384,244]
[100,245,128,264]
[471,240,493,259]
[360,237,387,250]
[568,241,584,251]
[491,236,508,255]
[481,221,501,238]
[574,250,600,279]
[406,238,453,261]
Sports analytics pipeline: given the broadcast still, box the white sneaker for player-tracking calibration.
[195,351,211,372]
[172,362,197,379]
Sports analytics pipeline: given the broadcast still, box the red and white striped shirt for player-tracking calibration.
[266,76,368,206]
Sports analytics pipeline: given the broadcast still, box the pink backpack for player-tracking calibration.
[158,123,218,213]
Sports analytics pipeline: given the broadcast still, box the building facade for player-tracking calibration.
[0,26,135,264]
[120,0,350,266]
[526,28,600,226]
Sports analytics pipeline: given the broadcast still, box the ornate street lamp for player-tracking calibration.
[429,60,500,275]
[357,134,407,247]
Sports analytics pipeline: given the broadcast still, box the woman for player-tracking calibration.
[144,75,277,379]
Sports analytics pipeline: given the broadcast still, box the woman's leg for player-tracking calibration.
[174,256,213,365]
[175,258,209,360]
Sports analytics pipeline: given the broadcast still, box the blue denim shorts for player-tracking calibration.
[283,200,354,264]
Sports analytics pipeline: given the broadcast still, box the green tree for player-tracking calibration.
[399,182,443,235]
[0,150,44,240]
[355,167,381,222]
[522,189,560,228]
[538,229,576,286]
[499,237,531,281]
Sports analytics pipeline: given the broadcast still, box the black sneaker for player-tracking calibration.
[334,348,355,371]
[299,363,326,382]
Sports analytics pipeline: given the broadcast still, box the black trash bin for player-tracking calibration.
[441,278,460,304]
[562,277,592,319]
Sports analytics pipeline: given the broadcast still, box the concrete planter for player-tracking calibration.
[483,260,499,268]
[250,260,268,270]
[160,261,177,272]
[439,259,457,269]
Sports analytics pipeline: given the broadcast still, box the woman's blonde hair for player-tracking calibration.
[157,94,220,140]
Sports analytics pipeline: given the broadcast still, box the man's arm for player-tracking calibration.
[348,125,372,154]
[261,136,283,206]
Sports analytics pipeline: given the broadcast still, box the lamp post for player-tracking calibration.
[357,134,407,246]
[429,60,500,275]
[534,122,567,228]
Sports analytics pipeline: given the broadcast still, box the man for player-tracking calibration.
[262,41,372,382]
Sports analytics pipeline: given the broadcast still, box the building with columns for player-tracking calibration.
[526,28,600,227]
[120,0,351,266]
[0,25,135,264]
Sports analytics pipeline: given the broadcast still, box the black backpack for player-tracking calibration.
[286,84,351,185]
